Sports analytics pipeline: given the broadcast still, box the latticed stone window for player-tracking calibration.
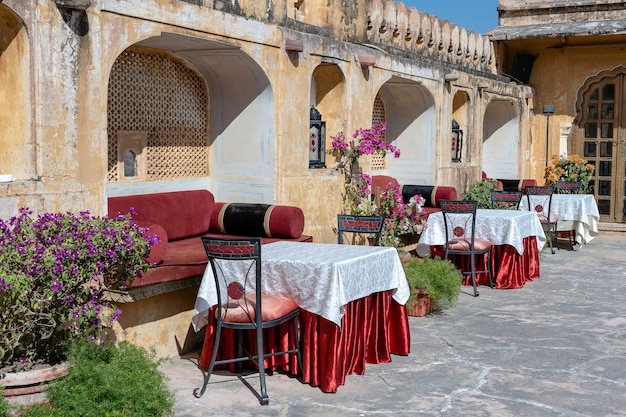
[371,93,387,170]
[107,47,208,182]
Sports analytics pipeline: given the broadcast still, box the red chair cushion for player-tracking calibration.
[217,294,299,323]
[538,214,558,223]
[447,238,493,251]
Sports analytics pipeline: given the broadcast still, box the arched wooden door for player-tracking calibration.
[573,67,626,223]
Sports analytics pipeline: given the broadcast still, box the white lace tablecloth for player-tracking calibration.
[192,241,409,331]
[417,209,546,254]
[520,194,599,245]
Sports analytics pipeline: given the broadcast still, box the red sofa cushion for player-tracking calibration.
[108,190,215,241]
[371,175,399,193]
[133,221,168,265]
[131,234,312,287]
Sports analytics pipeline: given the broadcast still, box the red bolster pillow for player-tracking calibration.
[133,221,168,265]
[433,186,458,207]
[210,203,305,239]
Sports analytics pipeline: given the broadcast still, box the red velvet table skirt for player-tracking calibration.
[431,236,540,289]
[198,290,410,393]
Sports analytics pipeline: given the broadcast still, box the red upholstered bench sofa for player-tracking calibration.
[107,190,312,293]
[371,175,458,219]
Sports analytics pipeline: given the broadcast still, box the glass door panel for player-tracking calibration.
[580,76,626,221]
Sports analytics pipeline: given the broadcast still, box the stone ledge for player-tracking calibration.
[103,275,203,303]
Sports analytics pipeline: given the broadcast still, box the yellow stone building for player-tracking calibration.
[0,0,533,239]
[491,0,626,223]
[0,0,563,357]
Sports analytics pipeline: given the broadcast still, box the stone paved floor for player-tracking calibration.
[160,231,626,417]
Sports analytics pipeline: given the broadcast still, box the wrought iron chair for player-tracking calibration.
[555,181,581,249]
[555,181,581,194]
[491,190,523,210]
[525,186,558,254]
[440,200,494,297]
[194,237,301,405]
[337,214,385,246]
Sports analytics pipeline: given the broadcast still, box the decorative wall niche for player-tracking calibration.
[117,131,147,181]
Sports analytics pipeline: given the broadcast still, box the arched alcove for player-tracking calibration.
[107,33,275,203]
[452,91,470,163]
[375,76,436,184]
[482,99,519,178]
[311,63,346,166]
[0,5,31,180]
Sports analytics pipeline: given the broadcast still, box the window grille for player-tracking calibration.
[107,47,208,182]
[371,93,387,170]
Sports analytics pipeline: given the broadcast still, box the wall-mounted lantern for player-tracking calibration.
[451,119,463,163]
[309,106,326,168]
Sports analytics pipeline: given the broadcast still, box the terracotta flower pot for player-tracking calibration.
[406,289,436,317]
[1,362,69,408]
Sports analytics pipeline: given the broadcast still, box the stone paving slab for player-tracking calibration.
[160,231,626,417]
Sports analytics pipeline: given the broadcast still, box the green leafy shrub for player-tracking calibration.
[0,387,9,417]
[404,257,462,310]
[462,179,500,209]
[18,341,174,417]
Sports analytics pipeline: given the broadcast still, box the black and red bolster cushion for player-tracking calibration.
[400,185,436,207]
[210,202,305,239]
[498,179,523,192]
[400,185,458,208]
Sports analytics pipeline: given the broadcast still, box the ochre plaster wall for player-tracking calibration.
[0,0,530,358]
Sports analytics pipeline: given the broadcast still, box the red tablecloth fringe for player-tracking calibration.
[431,236,540,289]
[198,290,410,393]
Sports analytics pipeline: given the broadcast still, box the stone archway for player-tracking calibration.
[0,5,32,183]
[374,76,436,184]
[482,99,519,179]
[106,33,276,203]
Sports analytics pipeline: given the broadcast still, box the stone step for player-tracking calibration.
[598,222,626,232]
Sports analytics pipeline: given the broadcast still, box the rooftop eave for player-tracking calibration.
[487,19,626,41]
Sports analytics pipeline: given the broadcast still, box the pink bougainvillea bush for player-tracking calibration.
[0,208,157,372]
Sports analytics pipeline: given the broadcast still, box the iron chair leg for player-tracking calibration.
[193,323,223,398]
[469,253,479,297]
[293,316,303,373]
[545,223,556,254]
[256,325,269,405]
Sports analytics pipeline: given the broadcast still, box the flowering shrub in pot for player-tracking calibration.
[544,154,595,193]
[331,122,426,248]
[377,183,426,248]
[0,208,156,373]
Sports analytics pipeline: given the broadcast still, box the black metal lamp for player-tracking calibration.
[309,106,326,168]
[451,119,463,163]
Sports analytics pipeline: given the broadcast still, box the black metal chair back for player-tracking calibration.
[440,200,494,296]
[193,236,301,405]
[525,186,558,254]
[555,181,581,194]
[337,214,385,246]
[491,190,523,210]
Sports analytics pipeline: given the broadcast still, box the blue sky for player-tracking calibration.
[401,0,500,34]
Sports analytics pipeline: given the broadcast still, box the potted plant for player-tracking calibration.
[543,153,595,193]
[462,178,500,208]
[0,207,156,405]
[377,183,426,249]
[403,256,462,316]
